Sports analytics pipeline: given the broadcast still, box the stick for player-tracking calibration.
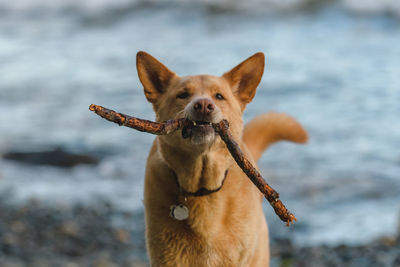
[89,104,296,225]
[213,120,296,225]
[89,104,192,135]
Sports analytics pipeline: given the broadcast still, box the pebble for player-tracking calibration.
[2,148,99,168]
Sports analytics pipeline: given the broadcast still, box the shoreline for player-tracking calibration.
[1,199,399,266]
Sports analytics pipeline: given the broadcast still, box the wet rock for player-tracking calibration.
[2,148,99,167]
[59,221,80,238]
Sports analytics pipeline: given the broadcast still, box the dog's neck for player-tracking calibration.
[174,169,229,197]
[157,136,232,195]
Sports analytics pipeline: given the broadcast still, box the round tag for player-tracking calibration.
[170,204,189,221]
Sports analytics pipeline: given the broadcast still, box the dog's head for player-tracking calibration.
[136,51,264,148]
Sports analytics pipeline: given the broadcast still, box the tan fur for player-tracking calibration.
[137,51,308,266]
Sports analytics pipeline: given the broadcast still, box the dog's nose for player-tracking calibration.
[193,98,215,115]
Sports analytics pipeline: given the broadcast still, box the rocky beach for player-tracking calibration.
[1,199,399,267]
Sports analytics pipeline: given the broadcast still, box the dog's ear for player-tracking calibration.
[222,52,265,106]
[136,51,177,103]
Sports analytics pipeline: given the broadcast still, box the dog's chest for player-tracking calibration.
[169,232,249,267]
[162,214,254,266]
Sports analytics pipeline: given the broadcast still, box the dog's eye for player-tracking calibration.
[215,93,224,100]
[177,92,190,99]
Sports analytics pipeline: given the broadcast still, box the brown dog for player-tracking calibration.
[136,51,307,266]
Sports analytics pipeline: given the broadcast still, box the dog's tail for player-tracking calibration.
[243,113,308,162]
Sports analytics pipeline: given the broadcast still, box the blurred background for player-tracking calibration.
[0,0,399,266]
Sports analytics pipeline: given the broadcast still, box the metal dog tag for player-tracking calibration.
[170,204,189,221]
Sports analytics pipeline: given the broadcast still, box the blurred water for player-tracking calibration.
[0,1,399,245]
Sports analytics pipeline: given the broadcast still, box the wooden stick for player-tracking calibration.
[89,104,296,225]
[89,104,192,135]
[213,120,296,226]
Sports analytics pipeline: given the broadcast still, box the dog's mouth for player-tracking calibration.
[182,120,214,142]
[192,120,212,126]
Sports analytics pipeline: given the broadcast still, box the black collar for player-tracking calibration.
[174,170,229,197]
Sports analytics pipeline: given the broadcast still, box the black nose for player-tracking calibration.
[193,98,215,115]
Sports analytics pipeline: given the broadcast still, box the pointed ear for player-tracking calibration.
[222,52,265,106]
[136,51,177,103]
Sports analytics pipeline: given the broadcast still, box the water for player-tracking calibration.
[0,0,399,246]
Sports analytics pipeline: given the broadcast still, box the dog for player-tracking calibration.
[136,51,308,266]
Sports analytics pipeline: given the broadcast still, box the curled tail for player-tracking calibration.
[243,113,308,162]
